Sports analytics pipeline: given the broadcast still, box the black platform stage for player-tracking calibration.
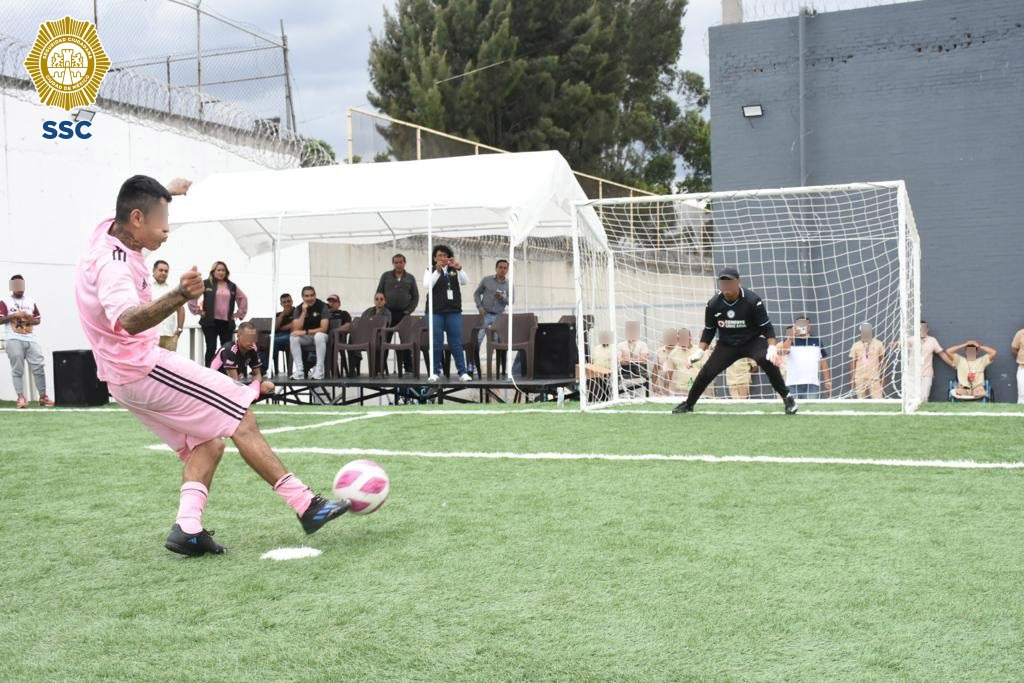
[264,374,578,406]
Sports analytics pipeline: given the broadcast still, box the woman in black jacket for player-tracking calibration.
[188,261,248,366]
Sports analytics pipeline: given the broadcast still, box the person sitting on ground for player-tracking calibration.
[652,328,677,396]
[946,340,997,399]
[665,328,707,396]
[211,321,274,396]
[726,357,757,399]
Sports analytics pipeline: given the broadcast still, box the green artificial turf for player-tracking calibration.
[1,402,1022,681]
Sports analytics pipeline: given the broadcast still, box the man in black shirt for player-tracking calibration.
[673,267,796,415]
[211,322,273,397]
[289,286,330,380]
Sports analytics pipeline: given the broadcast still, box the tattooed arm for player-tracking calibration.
[118,266,204,335]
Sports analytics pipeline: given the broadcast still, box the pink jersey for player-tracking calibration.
[75,217,160,385]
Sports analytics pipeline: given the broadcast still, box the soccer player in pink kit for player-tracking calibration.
[75,175,350,556]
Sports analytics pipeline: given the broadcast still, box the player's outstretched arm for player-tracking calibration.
[119,266,204,335]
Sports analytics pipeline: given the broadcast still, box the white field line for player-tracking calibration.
[259,412,388,434]
[143,443,1024,470]
[5,407,1024,418]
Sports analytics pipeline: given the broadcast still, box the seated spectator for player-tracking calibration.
[587,330,615,401]
[778,325,793,384]
[591,330,614,372]
[617,320,648,375]
[665,328,706,396]
[362,292,393,326]
[1013,325,1024,404]
[920,321,952,402]
[726,357,757,399]
[327,293,360,376]
[782,317,832,399]
[211,321,274,395]
[849,323,885,399]
[289,286,330,380]
[652,329,677,396]
[946,340,997,399]
[272,293,295,365]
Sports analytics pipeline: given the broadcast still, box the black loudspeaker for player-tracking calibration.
[534,323,578,378]
[53,350,109,406]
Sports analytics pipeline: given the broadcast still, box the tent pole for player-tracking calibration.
[270,213,284,377]
[506,232,514,381]
[427,205,434,379]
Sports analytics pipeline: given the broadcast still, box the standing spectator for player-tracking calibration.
[652,328,677,396]
[211,322,272,395]
[150,260,184,352]
[376,254,419,373]
[188,261,247,366]
[849,323,886,399]
[424,245,472,382]
[665,328,705,396]
[289,286,330,380]
[0,275,53,407]
[782,316,832,399]
[726,358,757,399]
[327,294,358,376]
[920,321,951,402]
[1012,325,1024,404]
[473,259,510,374]
[946,340,997,399]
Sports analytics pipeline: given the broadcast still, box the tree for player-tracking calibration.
[368,0,710,194]
[300,138,336,167]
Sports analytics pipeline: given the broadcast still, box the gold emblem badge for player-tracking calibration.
[23,16,110,111]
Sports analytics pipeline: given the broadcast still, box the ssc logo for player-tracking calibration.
[23,16,110,110]
[726,310,736,319]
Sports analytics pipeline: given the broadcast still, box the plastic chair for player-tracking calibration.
[948,378,991,403]
[485,313,537,379]
[378,314,422,378]
[335,316,384,378]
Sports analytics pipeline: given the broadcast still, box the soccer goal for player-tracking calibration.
[572,181,922,412]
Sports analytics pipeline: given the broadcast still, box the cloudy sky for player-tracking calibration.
[7,0,881,159]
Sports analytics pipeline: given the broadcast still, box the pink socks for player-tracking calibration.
[273,472,314,516]
[175,482,208,534]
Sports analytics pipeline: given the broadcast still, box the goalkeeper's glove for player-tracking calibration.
[765,343,779,365]
[689,347,705,364]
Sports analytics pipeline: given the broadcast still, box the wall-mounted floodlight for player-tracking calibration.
[72,108,96,122]
[741,104,764,118]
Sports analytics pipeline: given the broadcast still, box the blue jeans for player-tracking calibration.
[431,311,467,375]
[787,384,820,399]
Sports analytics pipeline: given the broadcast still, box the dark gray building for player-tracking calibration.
[709,0,1024,401]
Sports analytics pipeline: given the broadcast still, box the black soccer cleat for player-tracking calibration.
[299,495,351,535]
[672,402,694,414]
[784,394,798,415]
[165,524,226,557]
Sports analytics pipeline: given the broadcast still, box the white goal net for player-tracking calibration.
[572,182,922,412]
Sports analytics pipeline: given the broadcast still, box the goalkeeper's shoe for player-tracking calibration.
[165,524,226,557]
[299,495,351,535]
[784,395,798,415]
[672,402,694,414]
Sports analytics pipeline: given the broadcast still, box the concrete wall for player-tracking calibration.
[0,92,308,400]
[709,0,1024,400]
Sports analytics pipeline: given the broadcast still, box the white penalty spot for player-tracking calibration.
[260,546,322,561]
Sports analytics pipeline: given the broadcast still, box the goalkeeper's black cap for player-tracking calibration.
[717,266,741,281]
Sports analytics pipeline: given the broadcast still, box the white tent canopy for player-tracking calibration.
[169,150,606,254]
[168,150,606,382]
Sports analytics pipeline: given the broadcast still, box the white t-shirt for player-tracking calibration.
[0,294,40,341]
[150,279,179,337]
[786,337,827,386]
[617,339,648,363]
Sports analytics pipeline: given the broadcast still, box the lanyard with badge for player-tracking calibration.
[446,268,454,301]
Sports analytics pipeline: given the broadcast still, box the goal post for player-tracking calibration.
[573,181,922,412]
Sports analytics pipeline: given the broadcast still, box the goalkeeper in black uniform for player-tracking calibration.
[673,267,797,415]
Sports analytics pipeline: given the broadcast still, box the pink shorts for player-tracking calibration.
[110,349,260,461]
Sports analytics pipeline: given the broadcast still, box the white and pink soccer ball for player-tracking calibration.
[332,460,390,514]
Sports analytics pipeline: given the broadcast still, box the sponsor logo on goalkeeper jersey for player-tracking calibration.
[718,320,748,328]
